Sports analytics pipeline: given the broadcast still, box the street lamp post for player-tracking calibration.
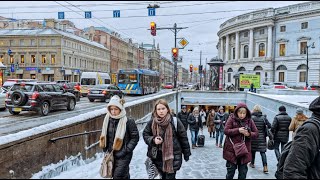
[306,42,315,88]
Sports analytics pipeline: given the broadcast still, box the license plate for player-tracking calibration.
[91,91,99,94]
[13,108,22,112]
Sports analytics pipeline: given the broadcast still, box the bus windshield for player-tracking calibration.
[118,74,138,84]
[81,78,96,85]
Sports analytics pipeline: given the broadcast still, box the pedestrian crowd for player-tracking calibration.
[98,95,320,179]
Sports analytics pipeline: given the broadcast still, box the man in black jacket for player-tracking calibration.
[283,96,320,179]
[177,106,190,131]
[271,105,292,161]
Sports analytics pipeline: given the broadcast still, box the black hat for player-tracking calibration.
[279,106,286,112]
[182,105,187,109]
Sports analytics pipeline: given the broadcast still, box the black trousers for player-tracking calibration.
[226,160,248,179]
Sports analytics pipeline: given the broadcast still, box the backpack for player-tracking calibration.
[275,118,320,179]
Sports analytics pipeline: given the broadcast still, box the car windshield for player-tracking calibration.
[92,84,109,89]
[11,84,34,92]
[166,82,172,85]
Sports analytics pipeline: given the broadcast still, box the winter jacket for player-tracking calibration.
[215,112,228,130]
[143,115,191,172]
[177,111,190,131]
[271,112,292,143]
[102,117,139,179]
[223,103,259,165]
[206,113,217,127]
[251,112,271,152]
[283,96,320,179]
[187,113,203,131]
[289,114,308,137]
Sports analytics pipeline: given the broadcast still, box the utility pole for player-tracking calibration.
[205,58,207,88]
[199,50,202,90]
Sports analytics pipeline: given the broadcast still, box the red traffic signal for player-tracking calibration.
[150,22,156,36]
[172,48,179,59]
[189,64,193,72]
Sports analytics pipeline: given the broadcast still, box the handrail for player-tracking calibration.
[49,130,102,143]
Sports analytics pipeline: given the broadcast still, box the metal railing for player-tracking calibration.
[49,130,101,143]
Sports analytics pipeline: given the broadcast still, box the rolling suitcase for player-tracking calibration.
[197,130,205,147]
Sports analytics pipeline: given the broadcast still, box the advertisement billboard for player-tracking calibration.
[239,74,260,88]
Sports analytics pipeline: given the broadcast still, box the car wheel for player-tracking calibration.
[89,98,94,102]
[67,98,76,111]
[0,107,6,111]
[9,108,20,115]
[40,101,50,116]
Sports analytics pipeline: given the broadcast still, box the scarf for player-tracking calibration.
[151,113,174,173]
[100,109,127,151]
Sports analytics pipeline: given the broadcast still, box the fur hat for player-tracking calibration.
[219,106,224,110]
[107,95,125,112]
[193,107,199,112]
[296,108,303,114]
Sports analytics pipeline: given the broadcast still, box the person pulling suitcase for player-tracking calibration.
[197,129,205,147]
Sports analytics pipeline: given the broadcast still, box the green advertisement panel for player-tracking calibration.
[239,74,260,88]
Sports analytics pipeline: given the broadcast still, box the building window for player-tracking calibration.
[300,42,307,54]
[41,39,46,46]
[243,45,249,58]
[280,25,286,32]
[21,55,24,63]
[69,57,71,66]
[279,72,285,82]
[64,55,66,65]
[51,55,55,64]
[260,29,265,35]
[20,40,24,46]
[51,39,56,45]
[31,39,35,46]
[228,73,231,82]
[42,55,46,63]
[265,72,268,82]
[280,44,286,56]
[301,22,308,29]
[243,32,248,37]
[232,47,235,59]
[259,43,265,57]
[31,55,36,63]
[10,55,14,63]
[9,40,14,46]
[299,71,306,82]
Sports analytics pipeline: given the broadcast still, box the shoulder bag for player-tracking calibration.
[229,136,248,158]
[100,150,114,178]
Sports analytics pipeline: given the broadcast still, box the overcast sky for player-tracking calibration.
[0,1,308,69]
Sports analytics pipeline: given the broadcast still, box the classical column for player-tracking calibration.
[226,35,229,61]
[249,28,254,59]
[267,26,273,58]
[220,38,224,60]
[235,31,239,60]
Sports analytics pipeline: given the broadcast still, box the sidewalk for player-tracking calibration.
[131,126,279,179]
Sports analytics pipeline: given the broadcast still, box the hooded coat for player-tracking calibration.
[283,96,320,179]
[289,113,308,137]
[223,103,259,165]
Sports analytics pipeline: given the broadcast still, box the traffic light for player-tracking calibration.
[150,22,156,36]
[189,64,193,72]
[172,48,179,59]
[198,65,203,74]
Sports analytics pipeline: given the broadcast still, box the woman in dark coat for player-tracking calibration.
[223,102,259,179]
[249,104,271,174]
[143,99,191,179]
[99,95,139,179]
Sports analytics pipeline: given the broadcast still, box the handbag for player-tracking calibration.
[145,157,160,179]
[100,150,114,178]
[267,139,275,150]
[229,136,249,158]
[151,146,158,159]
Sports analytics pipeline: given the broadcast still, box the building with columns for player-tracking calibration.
[217,1,320,88]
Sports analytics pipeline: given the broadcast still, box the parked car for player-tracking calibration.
[0,87,7,111]
[260,82,290,89]
[3,79,37,91]
[164,82,173,89]
[55,81,81,102]
[5,82,76,116]
[87,84,123,102]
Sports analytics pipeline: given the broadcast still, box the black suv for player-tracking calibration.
[55,81,81,102]
[5,82,77,116]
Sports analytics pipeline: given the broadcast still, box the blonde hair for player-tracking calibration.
[252,104,262,113]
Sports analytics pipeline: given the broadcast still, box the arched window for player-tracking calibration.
[297,64,307,70]
[254,66,263,71]
[227,68,233,82]
[227,68,233,72]
[297,64,307,82]
[238,67,246,71]
[259,43,265,57]
[276,65,287,70]
[244,45,249,58]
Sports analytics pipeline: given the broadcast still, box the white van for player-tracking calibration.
[80,72,111,96]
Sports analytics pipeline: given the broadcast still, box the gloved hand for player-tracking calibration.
[184,155,189,162]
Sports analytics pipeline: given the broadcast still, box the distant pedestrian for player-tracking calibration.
[200,108,207,126]
[271,105,292,161]
[249,104,271,174]
[99,95,139,179]
[283,96,320,179]
[177,105,190,131]
[143,99,191,179]
[288,108,308,138]
[187,106,203,149]
[170,108,176,117]
[223,102,259,179]
[215,106,227,148]
[206,109,217,138]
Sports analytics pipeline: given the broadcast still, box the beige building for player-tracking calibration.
[178,65,189,84]
[142,43,160,72]
[0,28,110,83]
[160,56,174,84]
